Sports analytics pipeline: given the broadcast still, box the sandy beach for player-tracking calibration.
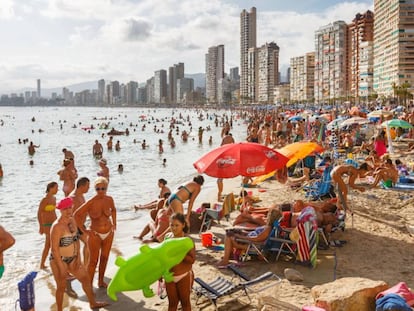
[21,147,414,311]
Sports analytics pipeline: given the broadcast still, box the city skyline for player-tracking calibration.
[0,0,372,93]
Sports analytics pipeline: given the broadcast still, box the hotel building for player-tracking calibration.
[290,52,315,103]
[240,7,257,104]
[257,42,279,104]
[374,0,414,97]
[205,44,225,104]
[314,21,348,104]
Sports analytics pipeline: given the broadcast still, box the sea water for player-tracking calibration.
[0,106,246,304]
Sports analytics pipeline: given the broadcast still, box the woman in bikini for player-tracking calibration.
[164,213,195,311]
[133,204,171,243]
[330,163,370,208]
[167,175,204,225]
[50,197,108,311]
[74,177,116,288]
[37,181,58,269]
[57,159,78,197]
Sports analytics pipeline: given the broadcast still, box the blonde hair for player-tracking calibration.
[94,176,108,186]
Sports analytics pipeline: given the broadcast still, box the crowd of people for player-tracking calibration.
[2,105,414,310]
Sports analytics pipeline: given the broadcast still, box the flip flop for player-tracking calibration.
[217,264,229,269]
[329,240,343,247]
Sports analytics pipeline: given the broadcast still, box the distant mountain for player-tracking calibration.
[185,73,205,89]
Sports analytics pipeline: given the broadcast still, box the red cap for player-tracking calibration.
[57,197,73,210]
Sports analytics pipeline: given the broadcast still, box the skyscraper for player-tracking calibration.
[168,63,184,104]
[257,42,279,104]
[205,44,225,104]
[98,79,105,104]
[290,52,315,103]
[240,7,256,104]
[374,0,414,97]
[154,70,167,103]
[37,79,41,98]
[314,21,348,104]
[348,10,374,100]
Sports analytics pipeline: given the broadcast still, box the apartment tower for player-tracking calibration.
[374,0,414,97]
[314,21,348,104]
[37,79,41,98]
[205,44,225,104]
[348,10,374,100]
[168,63,184,104]
[257,42,279,104]
[154,70,167,103]
[290,52,315,103]
[240,7,257,104]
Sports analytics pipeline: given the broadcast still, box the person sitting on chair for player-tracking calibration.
[216,208,282,267]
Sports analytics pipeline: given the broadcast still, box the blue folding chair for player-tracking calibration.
[304,165,335,201]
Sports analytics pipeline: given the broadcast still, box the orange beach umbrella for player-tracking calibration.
[277,141,324,167]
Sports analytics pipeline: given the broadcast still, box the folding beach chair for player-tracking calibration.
[266,223,297,262]
[304,165,335,201]
[193,266,281,310]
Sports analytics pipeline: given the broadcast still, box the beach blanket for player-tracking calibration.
[296,207,318,268]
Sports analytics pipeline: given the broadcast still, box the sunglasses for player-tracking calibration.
[95,187,107,191]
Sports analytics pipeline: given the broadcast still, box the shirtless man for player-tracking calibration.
[330,163,370,208]
[28,141,39,155]
[92,140,103,158]
[74,177,116,288]
[107,137,113,151]
[70,177,90,265]
[62,148,75,161]
[220,131,235,145]
[369,158,399,188]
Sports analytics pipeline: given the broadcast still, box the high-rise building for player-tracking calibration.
[146,77,155,104]
[247,47,258,103]
[359,41,374,101]
[109,81,120,105]
[240,7,257,104]
[177,78,194,104]
[205,44,225,103]
[314,21,348,104]
[230,67,240,81]
[168,63,184,103]
[98,79,105,104]
[126,81,139,105]
[154,70,167,103]
[348,10,374,100]
[290,52,315,103]
[257,42,279,104]
[374,0,414,97]
[37,79,41,98]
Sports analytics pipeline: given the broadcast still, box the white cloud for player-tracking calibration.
[0,0,15,19]
[0,0,373,93]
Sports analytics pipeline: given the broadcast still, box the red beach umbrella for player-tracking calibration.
[193,142,289,178]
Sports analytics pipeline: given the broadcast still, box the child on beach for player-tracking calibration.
[164,213,195,311]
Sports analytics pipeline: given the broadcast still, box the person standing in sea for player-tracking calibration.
[37,182,58,269]
[97,158,109,181]
[74,177,116,288]
[92,140,103,158]
[28,141,39,155]
[217,131,235,201]
[57,159,78,197]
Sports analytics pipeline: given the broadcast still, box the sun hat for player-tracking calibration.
[57,197,73,210]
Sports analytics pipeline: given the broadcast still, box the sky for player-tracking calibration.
[0,0,373,93]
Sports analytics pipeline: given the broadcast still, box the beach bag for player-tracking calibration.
[17,271,37,311]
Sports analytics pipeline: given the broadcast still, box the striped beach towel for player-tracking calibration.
[296,207,319,268]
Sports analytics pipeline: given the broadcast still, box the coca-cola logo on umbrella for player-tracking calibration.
[264,150,278,159]
[216,157,236,168]
[246,165,265,174]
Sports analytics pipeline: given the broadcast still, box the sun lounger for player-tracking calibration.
[193,266,280,310]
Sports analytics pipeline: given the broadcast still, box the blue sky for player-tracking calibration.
[0,0,373,93]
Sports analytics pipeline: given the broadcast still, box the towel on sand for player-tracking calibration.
[376,293,411,311]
